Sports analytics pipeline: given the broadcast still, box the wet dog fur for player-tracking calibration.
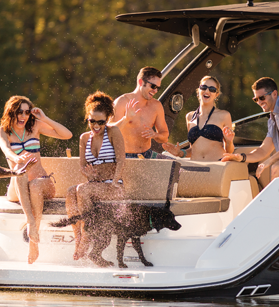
[50,200,181,268]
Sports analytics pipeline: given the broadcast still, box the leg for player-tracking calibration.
[271,161,279,181]
[65,185,81,260]
[131,237,153,267]
[76,182,99,259]
[116,235,128,268]
[7,165,39,244]
[88,231,114,267]
[28,177,55,264]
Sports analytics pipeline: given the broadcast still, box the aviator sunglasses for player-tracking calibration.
[87,119,107,125]
[17,109,31,116]
[253,91,273,103]
[145,80,161,91]
[199,84,218,93]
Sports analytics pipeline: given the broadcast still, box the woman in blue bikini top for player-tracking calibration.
[163,76,235,161]
[0,95,72,264]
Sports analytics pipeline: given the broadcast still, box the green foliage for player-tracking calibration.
[0,0,279,150]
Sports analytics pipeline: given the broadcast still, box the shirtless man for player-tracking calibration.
[110,66,169,158]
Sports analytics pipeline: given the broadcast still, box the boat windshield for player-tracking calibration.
[233,114,269,146]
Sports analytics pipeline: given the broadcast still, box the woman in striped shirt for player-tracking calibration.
[66,90,125,261]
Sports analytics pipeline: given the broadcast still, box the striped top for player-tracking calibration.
[85,127,116,165]
[10,138,40,155]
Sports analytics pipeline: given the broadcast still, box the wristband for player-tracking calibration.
[240,153,246,162]
[181,149,187,158]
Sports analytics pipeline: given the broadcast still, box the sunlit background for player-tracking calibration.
[0,0,278,194]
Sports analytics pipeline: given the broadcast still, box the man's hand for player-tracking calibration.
[141,125,157,139]
[125,99,141,122]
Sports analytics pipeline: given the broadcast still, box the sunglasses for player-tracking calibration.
[87,119,107,125]
[253,91,273,103]
[17,109,31,116]
[199,84,218,93]
[145,80,161,91]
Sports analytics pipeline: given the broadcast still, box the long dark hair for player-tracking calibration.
[1,96,36,135]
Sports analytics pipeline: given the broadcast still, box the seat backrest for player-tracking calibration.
[41,157,181,200]
[176,160,249,198]
[234,146,273,189]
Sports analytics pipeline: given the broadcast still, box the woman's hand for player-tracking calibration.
[14,157,37,176]
[223,126,235,143]
[83,164,98,181]
[162,142,181,156]
[221,153,242,162]
[14,152,34,164]
[31,107,47,121]
[111,181,122,188]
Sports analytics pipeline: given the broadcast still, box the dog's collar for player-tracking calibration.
[149,214,154,229]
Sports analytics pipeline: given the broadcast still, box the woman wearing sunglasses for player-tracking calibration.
[163,76,235,160]
[65,90,125,261]
[0,95,72,264]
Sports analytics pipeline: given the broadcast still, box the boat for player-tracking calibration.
[1,0,279,299]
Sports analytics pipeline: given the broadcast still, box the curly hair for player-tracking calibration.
[84,90,114,121]
[1,96,35,135]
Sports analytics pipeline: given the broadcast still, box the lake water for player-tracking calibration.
[1,291,279,307]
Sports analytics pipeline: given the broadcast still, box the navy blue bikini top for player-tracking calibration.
[188,106,223,145]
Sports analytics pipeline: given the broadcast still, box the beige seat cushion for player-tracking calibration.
[122,159,180,200]
[177,161,249,198]
[41,157,181,200]
[41,157,86,198]
[171,197,230,216]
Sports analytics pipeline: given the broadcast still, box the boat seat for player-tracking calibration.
[0,195,229,216]
[0,196,67,215]
[170,197,230,216]
[41,157,180,200]
[168,160,249,215]
[0,157,182,215]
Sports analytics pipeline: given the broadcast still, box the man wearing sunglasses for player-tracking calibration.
[110,66,169,158]
[223,77,279,181]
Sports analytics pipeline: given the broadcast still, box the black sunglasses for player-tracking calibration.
[199,84,218,93]
[87,119,107,125]
[145,80,161,91]
[253,91,273,103]
[17,109,31,116]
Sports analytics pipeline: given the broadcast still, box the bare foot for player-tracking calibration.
[76,233,90,259]
[27,223,40,243]
[28,241,39,264]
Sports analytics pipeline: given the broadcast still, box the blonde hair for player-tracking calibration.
[196,76,222,104]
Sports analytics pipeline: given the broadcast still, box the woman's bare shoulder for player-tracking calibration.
[80,131,91,140]
[186,110,196,121]
[215,108,232,118]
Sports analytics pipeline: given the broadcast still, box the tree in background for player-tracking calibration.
[0,0,279,152]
